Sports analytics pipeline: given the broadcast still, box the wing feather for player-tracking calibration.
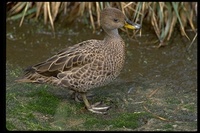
[26,40,102,78]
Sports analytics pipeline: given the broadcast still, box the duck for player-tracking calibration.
[16,7,141,114]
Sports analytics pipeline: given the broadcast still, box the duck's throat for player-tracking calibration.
[104,29,122,40]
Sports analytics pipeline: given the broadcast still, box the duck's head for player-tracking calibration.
[100,7,141,33]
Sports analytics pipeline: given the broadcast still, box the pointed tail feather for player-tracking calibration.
[15,78,37,83]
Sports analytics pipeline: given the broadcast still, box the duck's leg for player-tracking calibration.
[80,92,110,114]
[71,91,94,102]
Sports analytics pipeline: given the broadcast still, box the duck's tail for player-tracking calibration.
[15,71,60,85]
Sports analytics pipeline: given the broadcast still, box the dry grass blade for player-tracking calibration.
[88,2,95,31]
[120,2,125,14]
[143,105,172,122]
[143,86,174,122]
[184,2,196,32]
[96,2,101,28]
[43,2,48,24]
[187,12,196,32]
[98,2,104,10]
[158,3,166,42]
[128,2,145,38]
[172,2,190,40]
[186,33,197,51]
[8,2,26,15]
[167,11,177,41]
[51,2,61,21]
[147,88,160,98]
[133,2,144,22]
[151,13,160,41]
[161,4,171,42]
[124,2,139,18]
[123,2,134,8]
[7,3,35,21]
[63,2,68,14]
[35,2,43,20]
[19,2,30,27]
[46,2,55,33]
[79,2,86,16]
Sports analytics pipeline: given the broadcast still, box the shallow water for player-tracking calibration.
[6,18,197,130]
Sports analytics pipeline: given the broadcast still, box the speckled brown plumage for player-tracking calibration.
[16,7,140,114]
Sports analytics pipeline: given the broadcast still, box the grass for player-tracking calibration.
[26,89,60,115]
[82,112,150,130]
[6,83,150,131]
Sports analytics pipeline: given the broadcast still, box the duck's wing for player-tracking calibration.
[16,39,104,83]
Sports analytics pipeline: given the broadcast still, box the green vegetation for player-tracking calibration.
[6,2,197,45]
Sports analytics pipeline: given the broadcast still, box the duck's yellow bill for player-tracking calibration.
[124,19,141,30]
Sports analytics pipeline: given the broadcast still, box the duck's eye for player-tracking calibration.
[113,18,119,22]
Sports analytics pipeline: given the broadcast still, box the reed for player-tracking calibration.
[7,2,197,45]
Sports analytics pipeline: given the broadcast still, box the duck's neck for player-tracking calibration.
[104,29,122,41]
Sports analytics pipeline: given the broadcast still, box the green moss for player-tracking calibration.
[27,89,60,115]
[165,97,181,104]
[82,112,151,130]
[111,112,150,129]
[6,121,17,131]
[182,103,196,112]
[163,123,174,130]
[11,69,21,77]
